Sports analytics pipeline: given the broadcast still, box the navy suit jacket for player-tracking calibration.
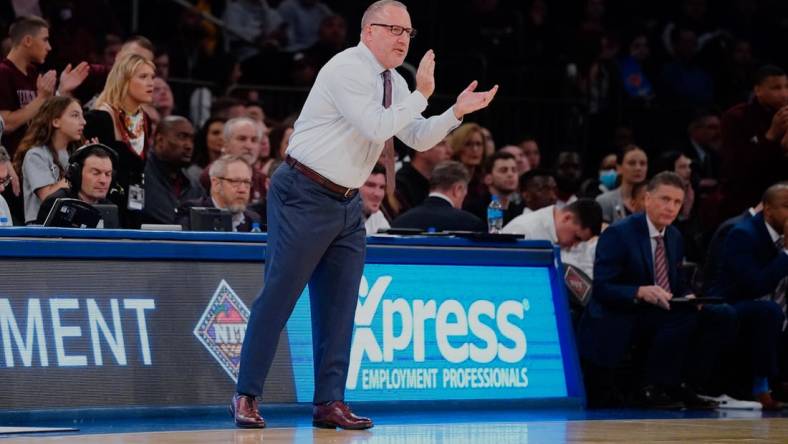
[578,212,687,366]
[592,212,687,307]
[703,210,752,298]
[391,196,486,232]
[718,212,788,302]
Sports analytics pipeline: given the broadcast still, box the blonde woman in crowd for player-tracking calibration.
[84,53,155,227]
[450,122,487,204]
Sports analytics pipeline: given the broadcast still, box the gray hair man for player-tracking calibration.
[391,160,486,231]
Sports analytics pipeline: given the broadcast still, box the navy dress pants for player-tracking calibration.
[236,163,366,403]
[732,299,784,379]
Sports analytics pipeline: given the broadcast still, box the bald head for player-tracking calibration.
[157,115,190,136]
[763,181,788,234]
[361,0,407,29]
[154,115,194,166]
[763,182,788,206]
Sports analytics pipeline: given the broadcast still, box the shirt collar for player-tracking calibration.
[764,219,781,243]
[428,192,454,206]
[357,41,387,75]
[646,214,666,238]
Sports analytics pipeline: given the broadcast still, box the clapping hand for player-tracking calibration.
[36,70,57,98]
[452,80,499,120]
[415,50,435,100]
[58,62,90,96]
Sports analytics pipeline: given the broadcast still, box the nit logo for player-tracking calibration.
[194,280,249,382]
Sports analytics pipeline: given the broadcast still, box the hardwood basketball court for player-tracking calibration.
[2,417,787,443]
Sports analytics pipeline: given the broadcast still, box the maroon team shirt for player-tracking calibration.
[0,58,39,157]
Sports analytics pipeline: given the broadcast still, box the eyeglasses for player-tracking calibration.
[370,23,417,38]
[218,177,252,188]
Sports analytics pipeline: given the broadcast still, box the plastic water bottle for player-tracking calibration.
[487,196,503,233]
[250,222,262,233]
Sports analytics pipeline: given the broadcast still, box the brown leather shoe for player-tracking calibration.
[230,394,266,428]
[313,401,373,430]
[756,392,784,411]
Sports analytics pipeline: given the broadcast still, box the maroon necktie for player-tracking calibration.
[381,70,395,195]
[654,235,671,292]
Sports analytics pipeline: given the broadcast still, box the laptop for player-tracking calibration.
[43,198,101,228]
[189,207,232,232]
[93,204,119,228]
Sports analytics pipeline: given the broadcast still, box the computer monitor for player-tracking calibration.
[43,198,101,228]
[189,207,232,232]
[93,204,119,229]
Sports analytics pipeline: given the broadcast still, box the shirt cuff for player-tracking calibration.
[438,105,462,131]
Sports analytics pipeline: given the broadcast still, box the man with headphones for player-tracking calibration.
[35,143,117,225]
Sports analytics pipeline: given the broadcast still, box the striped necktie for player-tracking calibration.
[654,235,671,292]
[381,70,395,195]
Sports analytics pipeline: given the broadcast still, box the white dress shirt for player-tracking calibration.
[365,210,390,235]
[503,205,598,277]
[286,42,461,188]
[502,205,558,242]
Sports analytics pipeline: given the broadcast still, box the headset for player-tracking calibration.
[66,143,119,193]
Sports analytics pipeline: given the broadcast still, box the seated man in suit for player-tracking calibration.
[178,154,262,232]
[392,160,486,232]
[718,182,788,409]
[37,143,118,225]
[578,172,721,409]
[703,203,761,298]
[395,137,451,210]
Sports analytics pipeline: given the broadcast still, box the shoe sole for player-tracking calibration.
[312,420,373,430]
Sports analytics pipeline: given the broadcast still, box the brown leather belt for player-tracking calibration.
[285,155,358,198]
